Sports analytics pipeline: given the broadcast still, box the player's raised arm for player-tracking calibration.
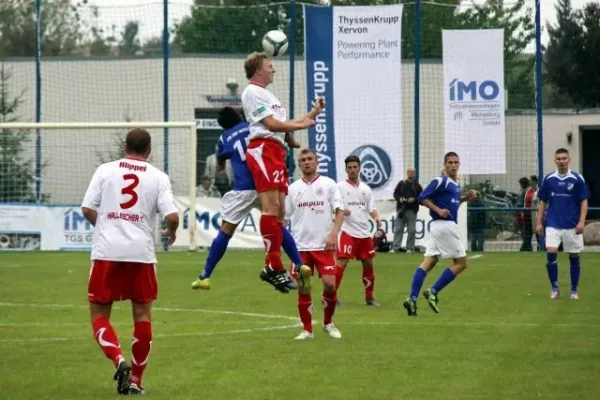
[248,87,314,132]
[289,97,325,125]
[157,174,180,245]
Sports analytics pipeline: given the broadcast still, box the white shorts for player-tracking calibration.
[220,190,258,225]
[545,227,584,253]
[424,220,466,259]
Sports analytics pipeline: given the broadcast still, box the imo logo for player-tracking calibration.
[64,208,91,231]
[449,79,500,102]
[350,145,392,190]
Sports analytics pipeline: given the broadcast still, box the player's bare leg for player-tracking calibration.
[361,258,380,306]
[258,189,289,293]
[192,221,238,290]
[404,256,439,316]
[89,302,130,394]
[128,301,153,395]
[424,257,468,313]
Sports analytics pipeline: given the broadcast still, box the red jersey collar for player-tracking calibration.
[302,174,320,185]
[249,81,266,88]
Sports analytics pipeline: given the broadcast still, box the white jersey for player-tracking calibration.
[241,82,287,145]
[286,175,344,251]
[81,157,179,264]
[338,180,376,239]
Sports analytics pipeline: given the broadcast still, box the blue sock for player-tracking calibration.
[546,252,558,289]
[410,267,427,300]
[569,255,581,292]
[200,230,231,279]
[281,225,303,267]
[431,268,457,295]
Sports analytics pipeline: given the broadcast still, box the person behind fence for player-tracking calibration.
[526,175,541,251]
[467,192,486,252]
[536,148,588,300]
[390,167,422,253]
[518,176,534,251]
[196,175,221,198]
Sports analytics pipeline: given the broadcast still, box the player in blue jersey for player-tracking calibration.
[403,152,476,316]
[536,148,588,299]
[191,107,304,291]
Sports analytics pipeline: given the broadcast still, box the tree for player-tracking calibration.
[0,63,47,202]
[0,0,96,57]
[545,0,600,109]
[119,21,141,56]
[457,0,536,109]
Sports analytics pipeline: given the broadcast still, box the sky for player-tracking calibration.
[87,0,591,44]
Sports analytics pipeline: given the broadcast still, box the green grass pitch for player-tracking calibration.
[1,251,599,400]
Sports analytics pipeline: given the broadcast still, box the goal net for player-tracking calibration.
[0,122,197,251]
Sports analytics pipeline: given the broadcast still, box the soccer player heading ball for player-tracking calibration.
[403,152,476,316]
[81,128,180,395]
[536,148,588,299]
[240,51,324,293]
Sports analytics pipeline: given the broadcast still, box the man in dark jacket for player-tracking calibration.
[391,167,423,252]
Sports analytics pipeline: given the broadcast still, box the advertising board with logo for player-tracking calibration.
[442,29,506,174]
[304,4,404,200]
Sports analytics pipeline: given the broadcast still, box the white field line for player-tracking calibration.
[468,254,483,259]
[343,320,600,328]
[0,323,302,343]
[0,302,298,321]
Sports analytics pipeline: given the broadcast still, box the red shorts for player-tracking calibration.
[336,231,376,261]
[88,260,157,304]
[290,251,337,278]
[246,138,289,194]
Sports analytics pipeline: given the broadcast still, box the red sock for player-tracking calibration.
[297,293,313,333]
[92,317,124,368]
[363,266,375,300]
[260,214,284,271]
[336,265,345,290]
[322,290,337,325]
[131,321,152,387]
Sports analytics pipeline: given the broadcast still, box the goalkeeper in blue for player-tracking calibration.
[536,148,588,300]
[403,152,476,316]
[191,107,303,292]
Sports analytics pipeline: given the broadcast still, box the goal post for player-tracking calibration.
[0,121,197,251]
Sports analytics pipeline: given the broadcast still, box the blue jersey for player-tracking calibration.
[418,175,461,223]
[538,170,587,229]
[216,122,255,191]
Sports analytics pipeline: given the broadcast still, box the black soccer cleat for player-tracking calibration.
[422,289,440,314]
[128,383,145,395]
[284,270,298,290]
[113,360,132,395]
[403,297,418,316]
[260,268,290,293]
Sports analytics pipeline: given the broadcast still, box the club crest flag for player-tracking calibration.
[304,4,404,200]
[443,29,506,174]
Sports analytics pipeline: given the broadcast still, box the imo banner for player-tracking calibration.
[304,4,404,200]
[443,29,506,174]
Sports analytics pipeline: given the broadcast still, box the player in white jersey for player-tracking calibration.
[285,149,345,340]
[81,128,179,395]
[336,155,382,306]
[241,51,324,293]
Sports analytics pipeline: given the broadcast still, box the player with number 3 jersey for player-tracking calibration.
[191,107,305,291]
[241,51,323,293]
[81,128,179,395]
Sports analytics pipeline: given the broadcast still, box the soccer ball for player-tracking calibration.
[262,30,288,57]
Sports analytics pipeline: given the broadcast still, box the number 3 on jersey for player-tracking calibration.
[120,173,140,209]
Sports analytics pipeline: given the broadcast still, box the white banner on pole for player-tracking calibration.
[443,29,506,174]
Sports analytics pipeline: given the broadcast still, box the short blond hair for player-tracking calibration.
[244,52,269,79]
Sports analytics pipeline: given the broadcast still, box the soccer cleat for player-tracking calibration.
[284,271,298,290]
[551,288,560,299]
[113,360,132,395]
[260,268,290,293]
[296,265,313,294]
[423,289,440,314]
[128,383,145,395]
[570,291,579,300]
[403,297,417,316]
[323,323,342,339]
[365,298,380,307]
[191,277,210,290]
[294,330,315,340]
